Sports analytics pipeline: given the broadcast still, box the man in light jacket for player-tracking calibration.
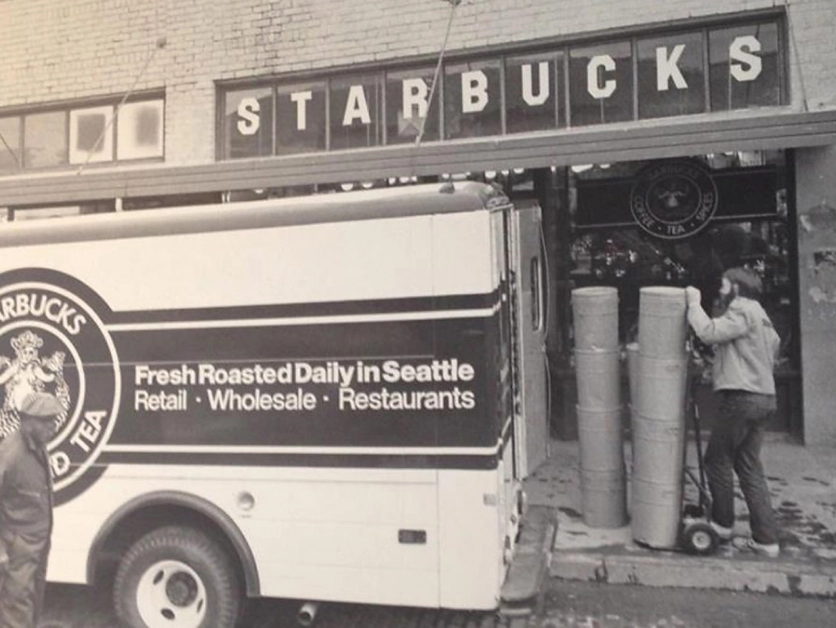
[685,267,781,557]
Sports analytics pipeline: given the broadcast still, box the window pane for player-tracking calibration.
[223,87,273,159]
[710,22,781,111]
[638,31,705,119]
[277,81,326,155]
[569,42,633,126]
[69,105,114,164]
[24,111,67,168]
[118,100,164,160]
[0,117,22,173]
[330,75,383,150]
[444,60,502,139]
[506,52,563,134]
[385,67,439,145]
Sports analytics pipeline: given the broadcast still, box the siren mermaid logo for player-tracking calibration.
[630,160,718,239]
[0,275,121,503]
[0,330,71,437]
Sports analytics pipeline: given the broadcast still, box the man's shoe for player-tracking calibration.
[745,538,780,558]
[710,521,733,541]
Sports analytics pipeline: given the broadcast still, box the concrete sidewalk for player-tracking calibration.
[524,436,836,597]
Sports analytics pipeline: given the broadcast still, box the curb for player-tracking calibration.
[549,550,836,597]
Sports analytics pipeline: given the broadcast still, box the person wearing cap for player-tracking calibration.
[685,267,782,558]
[0,392,62,627]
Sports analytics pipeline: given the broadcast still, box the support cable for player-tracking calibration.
[0,131,21,172]
[415,0,461,147]
[75,36,167,175]
[785,1,809,112]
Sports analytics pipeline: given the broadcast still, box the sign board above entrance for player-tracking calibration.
[220,18,784,160]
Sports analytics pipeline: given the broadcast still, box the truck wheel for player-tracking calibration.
[113,526,240,628]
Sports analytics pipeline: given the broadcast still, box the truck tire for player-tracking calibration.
[113,526,240,628]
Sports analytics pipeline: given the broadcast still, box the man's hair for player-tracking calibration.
[724,266,762,299]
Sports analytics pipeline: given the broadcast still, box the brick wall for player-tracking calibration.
[1,0,835,164]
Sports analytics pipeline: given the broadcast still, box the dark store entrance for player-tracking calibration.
[507,151,800,440]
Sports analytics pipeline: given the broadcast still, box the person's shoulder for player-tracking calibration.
[730,297,772,325]
[0,432,24,461]
[724,298,751,317]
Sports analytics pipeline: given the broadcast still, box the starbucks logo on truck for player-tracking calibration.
[0,276,120,502]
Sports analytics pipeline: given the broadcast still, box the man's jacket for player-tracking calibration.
[687,295,781,396]
[0,430,53,541]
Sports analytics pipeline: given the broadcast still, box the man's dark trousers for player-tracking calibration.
[704,389,779,545]
[0,530,50,628]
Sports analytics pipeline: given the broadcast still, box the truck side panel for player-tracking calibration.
[0,204,513,609]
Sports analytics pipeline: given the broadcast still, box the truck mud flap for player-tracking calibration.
[499,504,558,616]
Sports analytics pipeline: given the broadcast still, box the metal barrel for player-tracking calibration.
[637,287,688,358]
[631,415,685,485]
[572,286,619,351]
[630,475,683,549]
[629,287,690,549]
[577,405,624,473]
[580,467,628,529]
[633,353,688,420]
[629,359,687,548]
[574,348,621,410]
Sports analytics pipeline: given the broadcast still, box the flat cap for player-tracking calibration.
[19,392,63,418]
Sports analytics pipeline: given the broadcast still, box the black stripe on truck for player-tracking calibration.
[111,312,509,452]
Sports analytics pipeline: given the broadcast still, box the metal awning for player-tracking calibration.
[1,107,834,207]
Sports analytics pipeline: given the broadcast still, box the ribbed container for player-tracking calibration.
[574,349,621,409]
[631,415,685,485]
[572,287,619,351]
[581,468,628,529]
[631,476,683,549]
[577,405,624,473]
[633,354,688,420]
[629,357,687,549]
[637,287,688,358]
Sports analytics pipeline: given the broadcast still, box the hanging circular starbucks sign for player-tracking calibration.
[630,160,718,239]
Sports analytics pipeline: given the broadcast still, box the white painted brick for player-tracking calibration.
[0,0,833,165]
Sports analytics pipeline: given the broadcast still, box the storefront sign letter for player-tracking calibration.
[522,62,550,106]
[462,70,489,113]
[403,78,429,119]
[291,91,313,131]
[343,85,371,126]
[587,55,616,99]
[730,35,762,82]
[237,98,260,135]
[656,45,687,91]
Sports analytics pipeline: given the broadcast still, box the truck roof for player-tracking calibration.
[0,181,510,248]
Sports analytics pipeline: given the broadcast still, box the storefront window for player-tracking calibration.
[385,67,439,144]
[0,117,21,173]
[569,42,633,126]
[637,31,706,119]
[567,152,794,367]
[223,87,273,159]
[24,111,67,168]
[709,22,782,111]
[444,59,502,139]
[505,52,564,134]
[277,81,326,155]
[330,75,382,151]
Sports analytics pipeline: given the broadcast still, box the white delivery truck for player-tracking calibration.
[0,181,554,627]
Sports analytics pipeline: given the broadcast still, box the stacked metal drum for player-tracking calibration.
[630,287,690,548]
[572,287,627,528]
